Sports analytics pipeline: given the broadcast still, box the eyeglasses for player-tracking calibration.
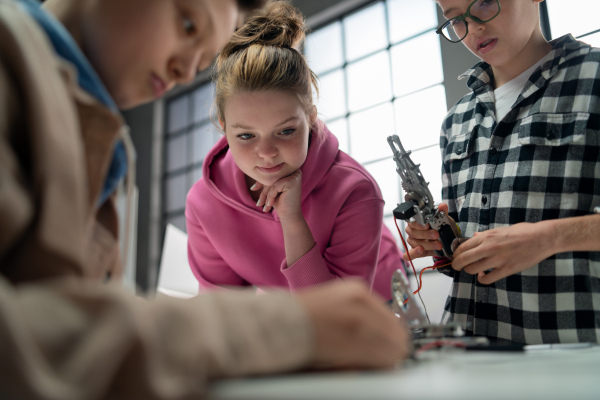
[436,0,501,43]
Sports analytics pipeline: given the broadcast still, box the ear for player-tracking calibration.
[219,118,225,130]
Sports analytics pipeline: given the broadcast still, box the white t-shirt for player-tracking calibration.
[494,53,552,122]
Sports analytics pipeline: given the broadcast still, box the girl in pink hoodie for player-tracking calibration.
[185,2,406,300]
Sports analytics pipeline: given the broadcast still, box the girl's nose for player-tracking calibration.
[257,139,278,159]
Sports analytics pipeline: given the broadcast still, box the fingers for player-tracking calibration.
[255,171,302,213]
[437,203,452,217]
[255,184,284,212]
[460,258,489,275]
[477,269,505,285]
[297,280,410,370]
[405,224,442,256]
[405,222,431,235]
[263,186,282,212]
[403,246,436,260]
[449,233,479,261]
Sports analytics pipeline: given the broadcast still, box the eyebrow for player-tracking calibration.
[230,116,300,130]
[443,7,459,18]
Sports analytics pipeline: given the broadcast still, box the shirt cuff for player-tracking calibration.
[280,244,334,291]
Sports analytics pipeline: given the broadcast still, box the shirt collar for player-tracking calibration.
[459,34,585,94]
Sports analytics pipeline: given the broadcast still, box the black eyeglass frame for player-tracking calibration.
[436,0,502,43]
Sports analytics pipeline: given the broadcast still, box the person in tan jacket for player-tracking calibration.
[0,0,410,399]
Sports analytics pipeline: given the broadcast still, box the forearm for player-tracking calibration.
[281,215,316,267]
[0,276,312,400]
[541,214,600,254]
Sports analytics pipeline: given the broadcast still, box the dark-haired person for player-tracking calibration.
[0,0,409,398]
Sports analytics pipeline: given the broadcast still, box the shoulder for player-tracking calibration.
[441,91,477,136]
[554,36,600,75]
[185,177,212,211]
[0,1,50,59]
[325,151,384,201]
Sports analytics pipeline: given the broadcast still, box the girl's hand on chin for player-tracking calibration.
[253,170,303,221]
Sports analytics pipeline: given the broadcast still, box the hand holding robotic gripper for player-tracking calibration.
[387,134,461,260]
[387,134,480,345]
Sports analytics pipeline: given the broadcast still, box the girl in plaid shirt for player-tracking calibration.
[405,0,600,344]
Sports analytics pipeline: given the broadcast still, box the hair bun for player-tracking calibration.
[220,1,305,60]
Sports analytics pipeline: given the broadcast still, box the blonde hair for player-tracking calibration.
[214,1,319,130]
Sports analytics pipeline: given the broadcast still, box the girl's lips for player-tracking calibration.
[150,73,167,98]
[257,163,284,173]
[478,38,498,55]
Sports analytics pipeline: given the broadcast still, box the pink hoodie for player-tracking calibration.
[186,121,405,299]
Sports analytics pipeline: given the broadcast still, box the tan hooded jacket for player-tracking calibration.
[0,1,312,398]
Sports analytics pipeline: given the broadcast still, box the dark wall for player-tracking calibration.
[295,0,348,17]
[121,102,155,290]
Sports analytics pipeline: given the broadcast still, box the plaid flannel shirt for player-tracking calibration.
[439,34,600,344]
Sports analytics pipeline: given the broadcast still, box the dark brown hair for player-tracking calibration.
[215,1,319,130]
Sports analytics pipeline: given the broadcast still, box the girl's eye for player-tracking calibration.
[238,133,254,140]
[281,129,295,136]
[182,16,196,35]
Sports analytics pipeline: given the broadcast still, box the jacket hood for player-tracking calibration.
[201,120,339,222]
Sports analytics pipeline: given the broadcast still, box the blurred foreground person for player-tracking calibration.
[0,0,409,399]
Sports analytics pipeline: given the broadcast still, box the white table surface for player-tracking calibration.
[208,344,600,400]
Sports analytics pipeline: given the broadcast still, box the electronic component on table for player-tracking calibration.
[387,134,461,260]
[390,270,488,353]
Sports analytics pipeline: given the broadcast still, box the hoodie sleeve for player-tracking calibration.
[0,276,312,400]
[281,184,385,292]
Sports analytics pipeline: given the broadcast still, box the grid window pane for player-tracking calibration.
[394,84,447,151]
[166,134,188,172]
[546,0,599,39]
[193,122,221,164]
[391,31,443,97]
[407,145,443,204]
[347,51,392,112]
[344,2,388,62]
[192,166,203,185]
[193,83,215,123]
[325,118,349,154]
[315,69,347,121]
[305,22,344,75]
[165,174,187,213]
[349,102,395,163]
[167,96,189,134]
[187,169,198,192]
[387,0,437,44]
[364,158,401,216]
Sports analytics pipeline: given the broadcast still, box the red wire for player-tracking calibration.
[394,217,451,305]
